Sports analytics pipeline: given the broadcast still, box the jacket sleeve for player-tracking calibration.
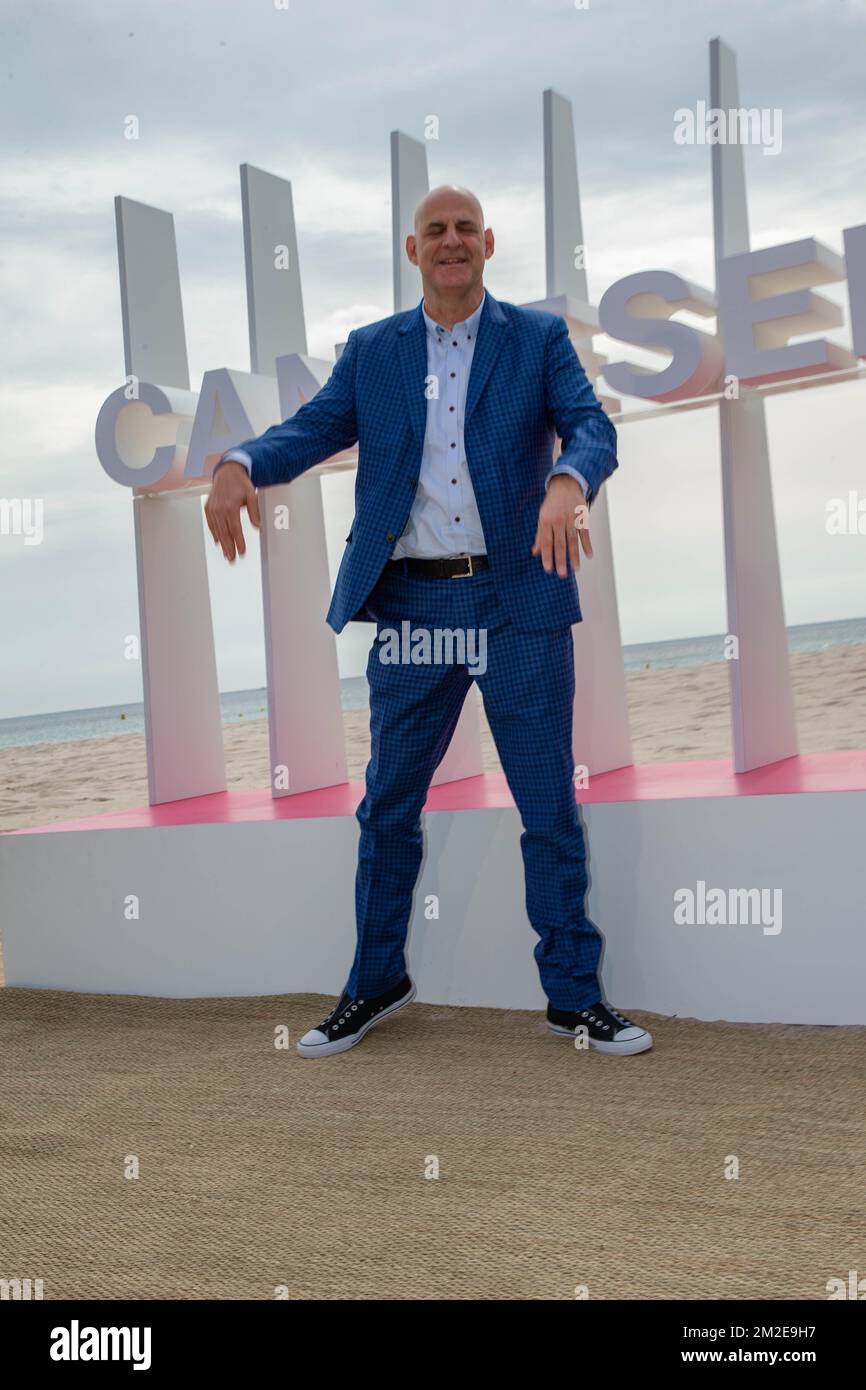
[543,316,618,507]
[234,330,360,489]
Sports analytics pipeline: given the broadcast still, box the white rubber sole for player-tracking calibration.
[546,1020,653,1055]
[296,983,417,1058]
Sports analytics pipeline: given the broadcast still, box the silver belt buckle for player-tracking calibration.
[451,553,474,578]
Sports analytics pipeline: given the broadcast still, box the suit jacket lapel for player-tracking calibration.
[465,291,509,424]
[397,304,428,454]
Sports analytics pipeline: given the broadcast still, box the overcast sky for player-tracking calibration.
[2,0,865,719]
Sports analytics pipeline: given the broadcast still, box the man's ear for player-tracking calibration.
[406,234,418,266]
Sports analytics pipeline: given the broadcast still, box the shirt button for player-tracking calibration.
[455,516,460,522]
[449,405,455,412]
[450,372,456,378]
[450,442,456,448]
[451,478,457,484]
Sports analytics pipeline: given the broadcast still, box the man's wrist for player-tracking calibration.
[548,470,587,495]
[213,450,252,482]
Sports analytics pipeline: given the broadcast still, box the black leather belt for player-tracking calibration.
[388,553,489,579]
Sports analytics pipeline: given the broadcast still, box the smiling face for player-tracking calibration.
[406,186,494,304]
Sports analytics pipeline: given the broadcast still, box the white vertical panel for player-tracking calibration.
[134,495,226,802]
[241,169,348,795]
[710,38,798,771]
[569,488,634,776]
[543,89,587,303]
[543,91,633,776]
[391,131,429,313]
[115,196,226,804]
[115,197,190,391]
[718,395,798,768]
[843,223,866,359]
[241,164,308,370]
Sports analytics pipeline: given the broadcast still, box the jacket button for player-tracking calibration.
[408,478,417,488]
[386,532,395,542]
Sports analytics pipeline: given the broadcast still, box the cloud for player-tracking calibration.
[3,0,866,716]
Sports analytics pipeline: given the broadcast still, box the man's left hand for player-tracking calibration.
[531,473,593,577]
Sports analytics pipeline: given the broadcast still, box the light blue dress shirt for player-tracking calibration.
[392,292,487,558]
[220,290,589,557]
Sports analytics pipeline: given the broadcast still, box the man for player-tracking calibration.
[206,185,652,1060]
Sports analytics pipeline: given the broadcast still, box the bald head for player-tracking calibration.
[406,185,494,317]
[413,185,485,237]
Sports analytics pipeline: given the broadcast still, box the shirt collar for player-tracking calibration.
[422,289,486,341]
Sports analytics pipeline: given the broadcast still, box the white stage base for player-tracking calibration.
[2,787,864,1025]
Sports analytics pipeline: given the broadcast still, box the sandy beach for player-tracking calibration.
[2,644,865,834]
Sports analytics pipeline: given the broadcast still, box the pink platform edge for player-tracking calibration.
[8,750,866,836]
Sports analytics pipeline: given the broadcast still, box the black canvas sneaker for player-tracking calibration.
[546,999,653,1055]
[296,975,416,1058]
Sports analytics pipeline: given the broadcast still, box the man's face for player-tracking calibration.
[407,192,493,298]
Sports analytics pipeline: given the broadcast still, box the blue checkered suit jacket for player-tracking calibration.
[236,290,618,634]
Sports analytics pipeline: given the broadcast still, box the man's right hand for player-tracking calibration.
[204,462,261,562]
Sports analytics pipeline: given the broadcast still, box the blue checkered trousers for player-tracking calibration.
[231,290,619,1010]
